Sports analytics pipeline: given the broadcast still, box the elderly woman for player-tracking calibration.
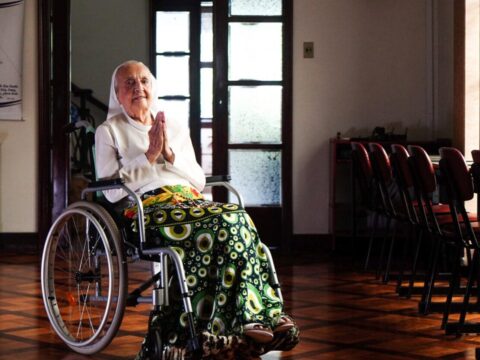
[95,60,298,358]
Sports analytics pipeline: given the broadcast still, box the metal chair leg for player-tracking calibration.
[397,224,414,292]
[407,229,423,299]
[457,251,479,334]
[441,245,463,329]
[420,237,441,315]
[364,212,379,271]
[383,220,398,284]
[376,217,391,279]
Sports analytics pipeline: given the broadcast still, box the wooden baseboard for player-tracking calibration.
[292,234,334,251]
[0,233,38,252]
[290,234,373,255]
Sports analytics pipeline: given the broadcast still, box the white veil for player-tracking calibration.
[106,60,186,138]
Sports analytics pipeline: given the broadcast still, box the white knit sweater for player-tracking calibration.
[95,113,206,203]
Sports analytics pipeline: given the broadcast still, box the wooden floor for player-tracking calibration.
[2,250,480,359]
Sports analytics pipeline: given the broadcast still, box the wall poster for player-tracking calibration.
[0,0,24,120]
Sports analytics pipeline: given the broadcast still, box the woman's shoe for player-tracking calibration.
[244,323,274,344]
[273,316,294,334]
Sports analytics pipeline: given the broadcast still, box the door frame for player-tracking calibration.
[213,0,293,251]
[37,0,71,245]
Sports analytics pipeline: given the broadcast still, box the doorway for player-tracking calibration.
[38,0,293,250]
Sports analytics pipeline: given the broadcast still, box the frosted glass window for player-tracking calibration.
[201,12,213,62]
[159,99,190,128]
[229,23,282,81]
[230,0,282,16]
[229,86,281,144]
[156,12,189,53]
[156,56,190,96]
[229,150,281,205]
[201,127,213,176]
[201,68,213,118]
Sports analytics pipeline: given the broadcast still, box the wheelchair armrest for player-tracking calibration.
[206,175,231,183]
[205,174,244,208]
[88,178,125,188]
[82,180,148,248]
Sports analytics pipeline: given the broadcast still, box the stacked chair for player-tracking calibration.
[349,141,480,337]
[389,144,425,298]
[351,142,425,284]
[407,145,457,315]
[368,142,407,283]
[438,147,480,335]
[350,142,381,271]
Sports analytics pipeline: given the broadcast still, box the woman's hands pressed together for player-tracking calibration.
[145,111,175,164]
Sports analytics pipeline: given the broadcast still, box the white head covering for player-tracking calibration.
[106,60,186,138]
[106,60,161,121]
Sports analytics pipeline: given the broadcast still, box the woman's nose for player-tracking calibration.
[133,81,142,93]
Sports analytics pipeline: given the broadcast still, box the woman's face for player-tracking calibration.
[115,62,153,121]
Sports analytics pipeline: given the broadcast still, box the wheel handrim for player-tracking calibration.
[41,208,114,347]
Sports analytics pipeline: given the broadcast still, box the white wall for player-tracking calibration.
[292,0,453,234]
[436,0,455,140]
[0,0,37,232]
[71,0,149,104]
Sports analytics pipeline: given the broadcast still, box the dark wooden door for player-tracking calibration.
[213,0,292,249]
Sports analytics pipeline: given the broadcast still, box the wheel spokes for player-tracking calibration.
[51,212,111,343]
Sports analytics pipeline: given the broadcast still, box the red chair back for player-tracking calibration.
[439,147,474,202]
[408,145,437,194]
[368,142,393,185]
[391,144,413,189]
[351,142,373,195]
[439,147,478,249]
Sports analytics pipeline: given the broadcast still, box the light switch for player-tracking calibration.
[303,42,314,58]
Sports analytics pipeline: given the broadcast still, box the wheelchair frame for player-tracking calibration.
[41,175,283,355]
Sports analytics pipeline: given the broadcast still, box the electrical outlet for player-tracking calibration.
[303,42,314,58]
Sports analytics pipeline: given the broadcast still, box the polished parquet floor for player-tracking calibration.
[2,249,480,359]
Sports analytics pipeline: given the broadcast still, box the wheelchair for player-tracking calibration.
[40,170,284,356]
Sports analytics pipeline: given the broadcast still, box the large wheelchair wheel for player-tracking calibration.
[41,201,127,354]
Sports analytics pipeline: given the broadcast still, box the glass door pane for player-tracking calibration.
[156,12,190,52]
[154,9,193,133]
[156,56,190,96]
[200,3,214,178]
[230,0,282,16]
[229,23,282,81]
[228,86,282,144]
[201,12,213,62]
[229,150,281,205]
[201,68,213,119]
